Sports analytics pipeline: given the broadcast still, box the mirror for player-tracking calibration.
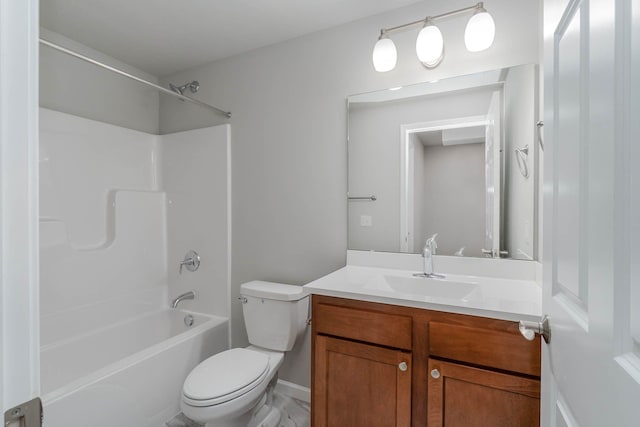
[348,64,539,260]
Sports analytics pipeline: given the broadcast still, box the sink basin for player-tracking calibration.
[382,275,478,300]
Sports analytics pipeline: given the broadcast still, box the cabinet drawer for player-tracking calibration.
[428,321,541,376]
[314,302,412,350]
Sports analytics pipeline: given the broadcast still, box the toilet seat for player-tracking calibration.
[183,348,270,407]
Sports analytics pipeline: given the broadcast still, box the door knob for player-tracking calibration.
[519,315,551,343]
[398,362,408,372]
[430,369,440,379]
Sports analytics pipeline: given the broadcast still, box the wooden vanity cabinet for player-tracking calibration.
[427,359,540,426]
[312,297,413,427]
[311,295,541,427]
[426,321,541,426]
[314,335,412,427]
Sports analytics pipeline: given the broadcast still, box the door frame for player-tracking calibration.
[0,0,40,411]
[399,115,490,253]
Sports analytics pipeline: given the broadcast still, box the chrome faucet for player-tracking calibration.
[414,234,445,279]
[171,291,196,308]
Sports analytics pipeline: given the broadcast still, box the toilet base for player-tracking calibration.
[248,405,281,427]
[203,400,280,427]
[203,377,281,427]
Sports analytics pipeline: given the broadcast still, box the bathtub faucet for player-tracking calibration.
[172,291,196,308]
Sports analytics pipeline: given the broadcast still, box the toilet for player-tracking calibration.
[181,281,309,427]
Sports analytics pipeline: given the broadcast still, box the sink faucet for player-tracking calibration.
[414,234,445,279]
[171,291,196,308]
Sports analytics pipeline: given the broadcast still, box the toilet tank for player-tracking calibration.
[240,281,309,351]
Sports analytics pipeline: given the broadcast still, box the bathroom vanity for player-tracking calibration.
[305,254,542,427]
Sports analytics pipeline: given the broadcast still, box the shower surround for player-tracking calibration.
[39,108,231,426]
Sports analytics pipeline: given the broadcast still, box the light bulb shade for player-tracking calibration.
[372,37,397,72]
[416,23,444,69]
[464,10,495,52]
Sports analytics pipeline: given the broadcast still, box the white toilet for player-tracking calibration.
[181,281,309,427]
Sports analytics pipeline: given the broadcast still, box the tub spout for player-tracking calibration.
[171,291,196,308]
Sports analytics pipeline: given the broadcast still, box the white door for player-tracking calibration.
[0,0,41,424]
[542,0,640,425]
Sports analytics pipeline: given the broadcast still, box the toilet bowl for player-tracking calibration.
[181,281,308,427]
[182,347,284,427]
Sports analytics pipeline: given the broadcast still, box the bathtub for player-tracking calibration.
[41,308,228,427]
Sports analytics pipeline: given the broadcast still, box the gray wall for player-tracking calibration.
[158,0,541,387]
[40,29,161,134]
[421,143,486,257]
[504,65,537,260]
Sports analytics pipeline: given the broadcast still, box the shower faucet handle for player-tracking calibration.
[179,250,200,274]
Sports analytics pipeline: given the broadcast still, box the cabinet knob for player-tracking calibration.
[398,362,408,372]
[430,369,440,379]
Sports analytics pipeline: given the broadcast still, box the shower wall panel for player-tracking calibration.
[39,108,167,339]
[40,108,231,346]
[162,125,231,319]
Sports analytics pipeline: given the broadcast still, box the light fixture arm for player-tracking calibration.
[379,2,483,36]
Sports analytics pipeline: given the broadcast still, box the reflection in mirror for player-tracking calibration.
[348,64,538,260]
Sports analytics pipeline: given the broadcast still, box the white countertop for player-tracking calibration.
[304,264,542,323]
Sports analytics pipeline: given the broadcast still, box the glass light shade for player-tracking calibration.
[464,10,496,52]
[372,37,397,72]
[415,24,444,68]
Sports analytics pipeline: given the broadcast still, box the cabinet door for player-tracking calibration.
[427,359,539,427]
[313,335,411,427]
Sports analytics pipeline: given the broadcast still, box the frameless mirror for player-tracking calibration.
[348,64,539,260]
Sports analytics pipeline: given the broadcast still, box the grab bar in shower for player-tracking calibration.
[39,38,232,119]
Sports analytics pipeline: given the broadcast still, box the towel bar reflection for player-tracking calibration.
[348,195,377,201]
[515,145,530,179]
[537,121,544,151]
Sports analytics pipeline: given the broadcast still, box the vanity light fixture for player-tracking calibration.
[372,2,495,72]
[372,33,397,72]
[464,4,496,52]
[416,18,444,69]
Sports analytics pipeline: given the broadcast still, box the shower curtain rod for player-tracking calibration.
[39,38,232,119]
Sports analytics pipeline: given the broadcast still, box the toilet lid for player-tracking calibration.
[183,348,270,404]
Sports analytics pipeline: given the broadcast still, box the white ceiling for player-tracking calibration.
[40,0,422,77]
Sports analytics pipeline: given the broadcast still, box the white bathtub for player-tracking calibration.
[41,309,228,427]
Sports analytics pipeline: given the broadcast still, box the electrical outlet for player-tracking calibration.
[360,215,372,227]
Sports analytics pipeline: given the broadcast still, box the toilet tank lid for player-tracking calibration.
[240,281,308,301]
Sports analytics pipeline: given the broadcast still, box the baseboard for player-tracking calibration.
[275,379,311,403]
